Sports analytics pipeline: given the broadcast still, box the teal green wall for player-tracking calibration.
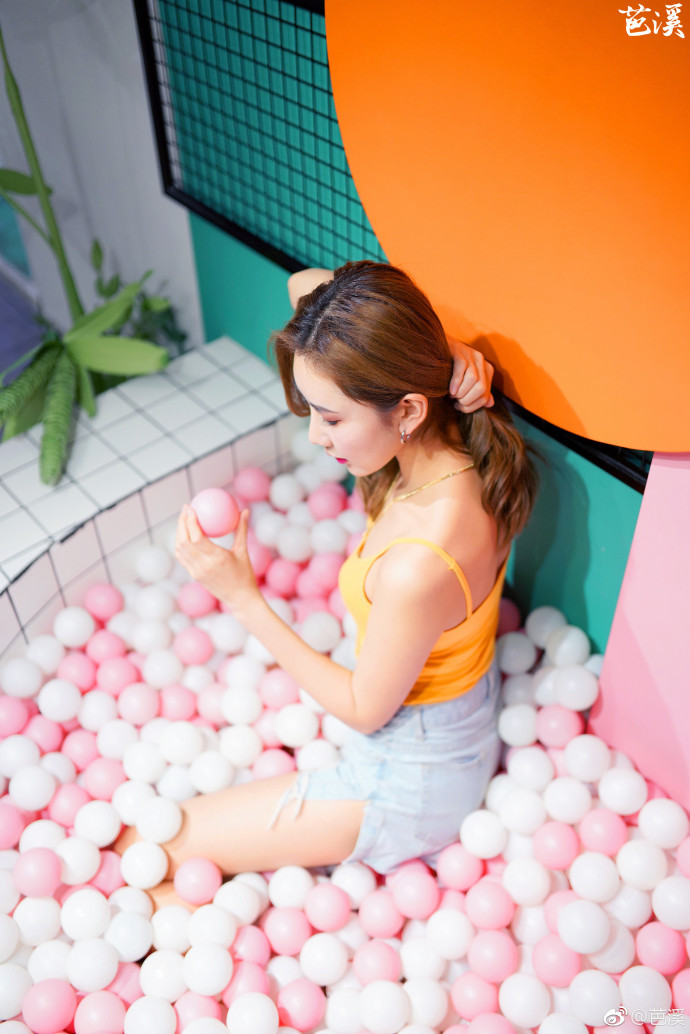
[190,212,642,654]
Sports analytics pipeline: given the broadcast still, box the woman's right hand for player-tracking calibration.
[448,339,495,412]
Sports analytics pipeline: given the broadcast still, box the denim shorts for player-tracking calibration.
[279,661,502,874]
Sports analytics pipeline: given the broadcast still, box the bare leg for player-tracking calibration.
[115,771,365,877]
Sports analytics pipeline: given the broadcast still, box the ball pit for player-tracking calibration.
[1,433,689,1033]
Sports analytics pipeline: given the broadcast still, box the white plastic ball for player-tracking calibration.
[616,839,668,890]
[619,964,672,1015]
[120,841,169,889]
[268,866,315,908]
[183,942,234,996]
[604,882,653,928]
[0,962,33,1021]
[554,665,599,711]
[189,750,235,793]
[53,606,96,647]
[25,634,65,675]
[0,657,44,699]
[563,734,611,782]
[557,899,610,953]
[542,776,592,823]
[79,689,118,731]
[61,886,111,940]
[140,947,187,1000]
[142,649,184,689]
[359,980,410,1034]
[525,606,567,648]
[498,704,538,747]
[274,703,320,748]
[187,903,238,947]
[9,765,56,811]
[651,875,690,930]
[496,632,538,675]
[226,991,279,1034]
[151,905,191,953]
[498,787,547,835]
[311,518,348,554]
[66,936,119,992]
[221,686,263,726]
[587,918,636,973]
[13,895,61,945]
[567,969,621,1027]
[460,809,509,858]
[219,725,263,768]
[568,851,620,903]
[497,972,552,1028]
[105,909,154,961]
[299,612,342,653]
[598,767,648,815]
[135,545,173,582]
[123,996,176,1034]
[300,932,349,986]
[638,798,690,849]
[73,799,121,847]
[545,624,590,666]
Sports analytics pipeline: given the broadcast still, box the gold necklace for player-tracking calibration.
[393,462,475,503]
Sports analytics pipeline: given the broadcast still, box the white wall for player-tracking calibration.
[0,0,204,344]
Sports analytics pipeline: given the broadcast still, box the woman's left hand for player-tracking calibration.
[448,339,495,412]
[174,505,259,618]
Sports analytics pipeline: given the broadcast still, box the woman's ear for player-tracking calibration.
[399,393,428,435]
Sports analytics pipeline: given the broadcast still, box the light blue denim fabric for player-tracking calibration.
[295,661,502,874]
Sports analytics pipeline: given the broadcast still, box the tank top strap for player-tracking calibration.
[368,536,473,616]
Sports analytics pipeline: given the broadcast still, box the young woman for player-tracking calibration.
[119,261,537,888]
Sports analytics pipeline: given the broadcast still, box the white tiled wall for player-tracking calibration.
[0,338,303,659]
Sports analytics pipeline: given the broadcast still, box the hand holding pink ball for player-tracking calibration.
[190,487,240,537]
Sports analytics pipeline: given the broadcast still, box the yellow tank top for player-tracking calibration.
[338,531,507,706]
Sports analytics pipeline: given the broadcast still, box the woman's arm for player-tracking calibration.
[175,507,459,734]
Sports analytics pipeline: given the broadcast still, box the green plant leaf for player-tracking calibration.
[1,380,47,440]
[66,334,169,375]
[0,167,44,194]
[65,281,143,341]
[76,363,96,417]
[90,238,103,273]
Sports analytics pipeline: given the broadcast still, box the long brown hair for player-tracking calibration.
[271,261,537,548]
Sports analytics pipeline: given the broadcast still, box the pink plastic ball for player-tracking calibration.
[81,756,126,799]
[533,820,581,869]
[234,466,271,502]
[246,532,273,578]
[578,808,629,856]
[635,921,686,975]
[86,630,127,664]
[465,878,515,929]
[24,714,64,753]
[353,939,403,985]
[468,929,520,983]
[451,972,499,1019]
[160,683,197,721]
[178,581,218,618]
[96,657,139,697]
[307,553,344,593]
[0,695,30,736]
[308,483,347,520]
[22,979,78,1034]
[544,889,579,933]
[466,1016,518,1034]
[191,487,240,537]
[62,728,99,770]
[304,882,352,932]
[436,841,485,890]
[277,978,326,1031]
[13,847,63,897]
[497,598,522,636]
[535,704,585,747]
[390,867,441,919]
[117,682,160,725]
[58,651,96,690]
[174,856,223,905]
[262,906,313,955]
[233,924,271,966]
[48,782,91,826]
[532,933,582,986]
[359,889,405,938]
[265,558,302,598]
[197,683,226,727]
[74,990,127,1034]
[92,849,125,895]
[252,748,297,780]
[221,961,270,1006]
[175,990,223,1028]
[174,626,214,666]
[84,583,124,623]
[260,669,300,709]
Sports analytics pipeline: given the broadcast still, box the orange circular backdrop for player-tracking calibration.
[326,0,690,450]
